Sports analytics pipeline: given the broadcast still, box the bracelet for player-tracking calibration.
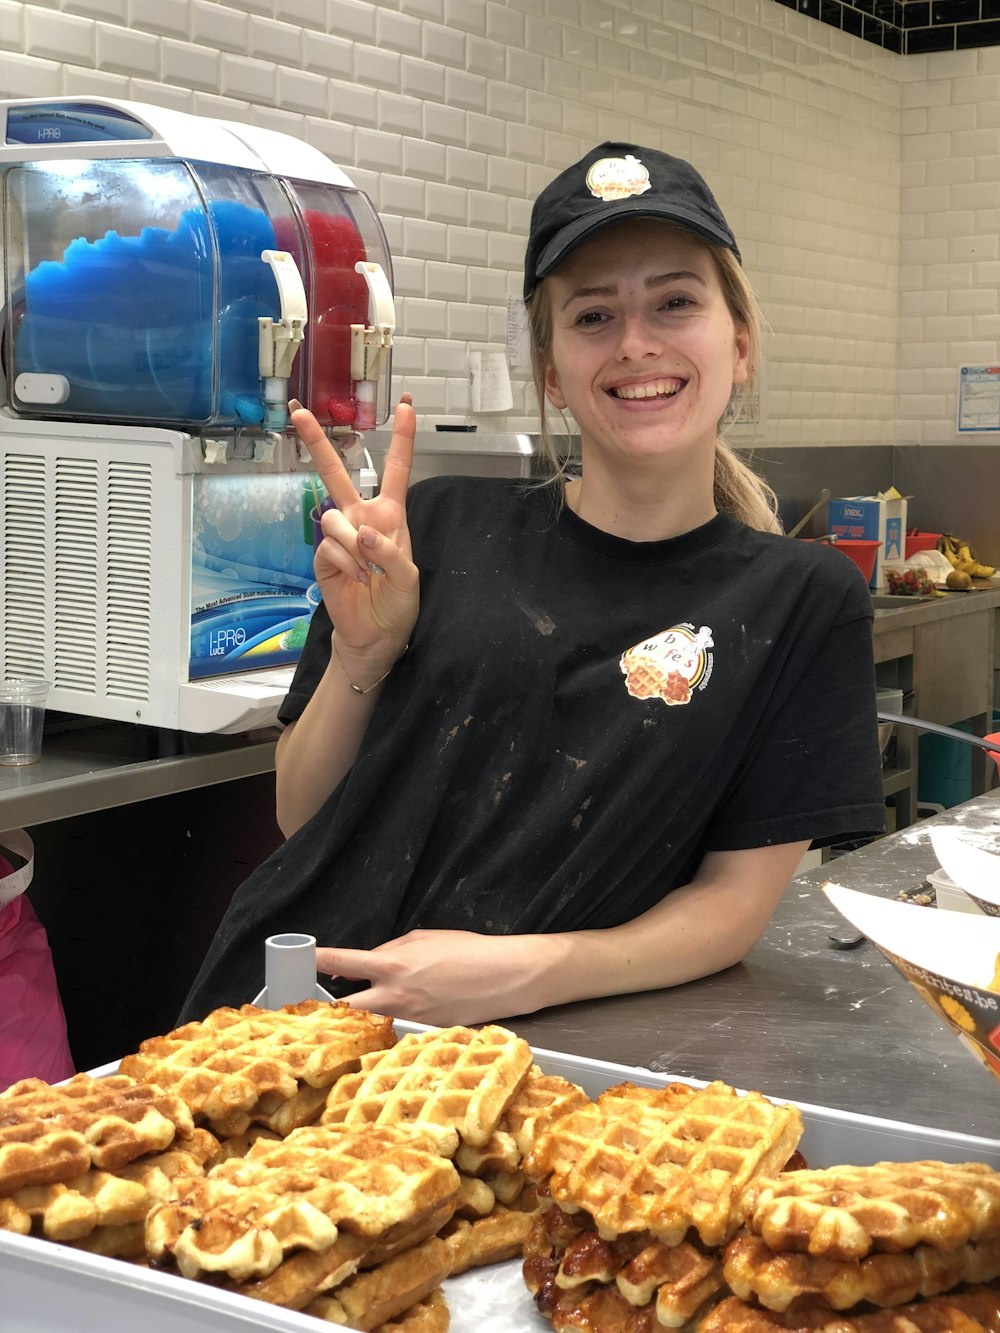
[332,637,408,695]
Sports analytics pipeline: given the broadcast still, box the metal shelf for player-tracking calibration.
[0,719,277,828]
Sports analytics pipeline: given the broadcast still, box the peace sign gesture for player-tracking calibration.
[290,395,419,671]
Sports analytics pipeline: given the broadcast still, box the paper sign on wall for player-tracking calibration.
[957,365,1000,433]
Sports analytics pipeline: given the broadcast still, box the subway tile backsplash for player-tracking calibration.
[0,0,996,446]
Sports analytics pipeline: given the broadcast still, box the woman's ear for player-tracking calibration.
[544,363,567,411]
[732,322,751,387]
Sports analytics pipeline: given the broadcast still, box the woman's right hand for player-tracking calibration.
[290,395,419,675]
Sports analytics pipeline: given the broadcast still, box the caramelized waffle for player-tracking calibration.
[322,1025,534,1155]
[699,1286,1000,1332]
[119,999,394,1138]
[745,1161,1000,1260]
[524,1080,804,1248]
[523,1200,723,1330]
[0,1073,195,1192]
[723,1231,1000,1312]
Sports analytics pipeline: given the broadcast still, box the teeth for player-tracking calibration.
[611,380,681,399]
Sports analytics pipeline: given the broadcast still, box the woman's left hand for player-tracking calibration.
[315,931,558,1025]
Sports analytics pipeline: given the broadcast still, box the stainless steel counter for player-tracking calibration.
[510,791,1000,1138]
[0,719,277,828]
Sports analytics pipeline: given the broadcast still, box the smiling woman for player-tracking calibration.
[180,141,887,1031]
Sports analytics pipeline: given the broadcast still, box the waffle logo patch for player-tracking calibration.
[585,154,651,202]
[620,624,714,706]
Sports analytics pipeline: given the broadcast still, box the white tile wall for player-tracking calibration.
[0,0,989,444]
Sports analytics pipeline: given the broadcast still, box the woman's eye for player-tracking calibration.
[575,310,607,327]
[664,294,694,310]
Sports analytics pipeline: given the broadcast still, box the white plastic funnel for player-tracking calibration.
[252,932,335,1009]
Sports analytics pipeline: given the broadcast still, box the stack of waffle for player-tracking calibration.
[520,1079,805,1330]
[146,1121,461,1331]
[321,1025,586,1280]
[0,1071,214,1259]
[118,998,394,1139]
[701,1160,1000,1331]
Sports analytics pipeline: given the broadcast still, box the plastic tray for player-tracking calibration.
[4,1037,1000,1333]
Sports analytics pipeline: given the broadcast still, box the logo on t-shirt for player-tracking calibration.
[620,624,714,705]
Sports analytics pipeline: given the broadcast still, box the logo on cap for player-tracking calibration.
[585,154,651,202]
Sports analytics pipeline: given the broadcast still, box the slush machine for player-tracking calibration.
[0,97,395,731]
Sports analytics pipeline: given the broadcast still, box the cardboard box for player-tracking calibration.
[828,494,908,589]
[826,826,1000,1084]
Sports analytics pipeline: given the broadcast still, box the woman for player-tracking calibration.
[180,142,885,1025]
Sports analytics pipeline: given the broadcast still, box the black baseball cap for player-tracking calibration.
[523,141,740,301]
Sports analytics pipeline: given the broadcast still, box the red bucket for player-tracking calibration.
[830,538,880,582]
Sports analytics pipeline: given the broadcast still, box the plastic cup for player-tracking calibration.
[0,679,49,766]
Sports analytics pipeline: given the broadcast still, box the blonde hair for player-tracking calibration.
[526,223,781,535]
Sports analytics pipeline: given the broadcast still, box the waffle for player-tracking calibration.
[118,1000,394,1138]
[304,1234,452,1330]
[146,1123,460,1284]
[524,1080,803,1247]
[0,1133,216,1242]
[441,1205,538,1276]
[310,1286,451,1332]
[723,1231,1000,1312]
[0,1073,196,1192]
[321,1025,534,1155]
[374,1287,450,1333]
[524,1202,723,1330]
[745,1161,1000,1260]
[699,1286,1000,1332]
[453,1069,589,1178]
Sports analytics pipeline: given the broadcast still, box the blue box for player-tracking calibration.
[828,496,907,589]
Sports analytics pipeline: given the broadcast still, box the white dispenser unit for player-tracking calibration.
[0,98,394,732]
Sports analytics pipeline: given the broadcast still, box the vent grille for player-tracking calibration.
[2,451,155,700]
[2,453,47,678]
[105,461,153,699]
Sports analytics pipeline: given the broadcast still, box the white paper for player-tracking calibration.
[469,350,514,413]
[506,299,532,372]
[930,827,1000,916]
[445,1261,548,1333]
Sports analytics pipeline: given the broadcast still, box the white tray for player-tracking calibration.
[4,1036,1000,1333]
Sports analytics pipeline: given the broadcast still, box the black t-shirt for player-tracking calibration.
[180,476,885,1019]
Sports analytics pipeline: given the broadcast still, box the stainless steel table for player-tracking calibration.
[511,792,1000,1138]
[0,718,277,828]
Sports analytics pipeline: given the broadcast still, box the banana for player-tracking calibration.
[937,533,995,578]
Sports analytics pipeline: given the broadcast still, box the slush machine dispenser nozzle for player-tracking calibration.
[350,260,395,432]
[258,248,308,431]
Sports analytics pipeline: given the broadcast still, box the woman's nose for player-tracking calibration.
[615,313,660,360]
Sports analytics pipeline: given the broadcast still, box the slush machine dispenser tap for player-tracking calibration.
[350,260,395,432]
[258,248,308,431]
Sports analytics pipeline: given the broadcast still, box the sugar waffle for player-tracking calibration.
[374,1287,450,1333]
[745,1161,1000,1260]
[321,1025,534,1154]
[441,1205,538,1276]
[453,1069,589,1179]
[0,1073,195,1192]
[524,1080,803,1247]
[0,1134,215,1242]
[723,1231,1000,1312]
[119,1000,394,1137]
[699,1286,1000,1332]
[305,1234,452,1330]
[146,1123,460,1284]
